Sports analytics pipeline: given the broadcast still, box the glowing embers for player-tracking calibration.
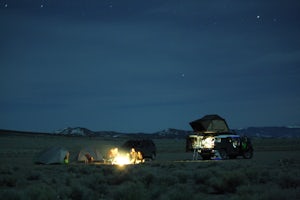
[108,148,144,166]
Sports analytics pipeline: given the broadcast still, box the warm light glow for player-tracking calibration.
[108,147,144,166]
[112,153,131,166]
[202,137,215,149]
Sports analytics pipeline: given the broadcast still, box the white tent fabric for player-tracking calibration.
[77,147,103,162]
[35,146,69,164]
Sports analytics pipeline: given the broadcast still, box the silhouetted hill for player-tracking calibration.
[234,126,300,138]
[52,126,300,138]
[54,127,95,136]
[1,126,299,138]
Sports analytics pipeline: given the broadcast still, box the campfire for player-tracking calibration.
[108,147,144,166]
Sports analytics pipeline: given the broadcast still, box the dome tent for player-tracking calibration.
[77,147,103,162]
[35,146,69,164]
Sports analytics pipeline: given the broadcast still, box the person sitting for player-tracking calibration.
[64,152,70,164]
[108,148,119,164]
[137,151,144,163]
[130,148,137,164]
[85,153,94,164]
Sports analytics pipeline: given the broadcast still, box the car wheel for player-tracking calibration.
[242,150,253,159]
[219,149,228,159]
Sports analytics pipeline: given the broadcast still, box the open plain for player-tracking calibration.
[0,132,300,200]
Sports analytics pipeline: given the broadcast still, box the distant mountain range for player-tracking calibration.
[234,126,300,138]
[53,126,300,138]
[1,126,299,138]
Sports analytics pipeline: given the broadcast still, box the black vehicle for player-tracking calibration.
[186,133,253,160]
[186,114,253,160]
[121,139,157,160]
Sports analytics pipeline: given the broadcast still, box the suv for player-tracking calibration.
[121,139,157,160]
[186,114,253,160]
[186,133,253,160]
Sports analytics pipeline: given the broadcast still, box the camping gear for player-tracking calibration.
[189,114,230,133]
[187,114,253,160]
[77,147,103,162]
[35,146,69,164]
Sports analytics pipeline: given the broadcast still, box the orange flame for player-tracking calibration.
[108,147,144,166]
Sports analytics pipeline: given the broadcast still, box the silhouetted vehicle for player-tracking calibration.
[186,133,253,160]
[186,114,253,160]
[121,139,156,160]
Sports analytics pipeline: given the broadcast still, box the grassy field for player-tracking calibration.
[0,133,300,200]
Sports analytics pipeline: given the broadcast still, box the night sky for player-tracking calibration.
[1,0,300,133]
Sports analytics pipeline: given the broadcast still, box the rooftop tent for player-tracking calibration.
[77,147,103,162]
[35,146,69,164]
[189,114,230,133]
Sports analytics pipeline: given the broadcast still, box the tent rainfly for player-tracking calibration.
[35,146,69,164]
[189,114,230,133]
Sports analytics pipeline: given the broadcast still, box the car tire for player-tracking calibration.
[219,149,228,159]
[242,150,253,159]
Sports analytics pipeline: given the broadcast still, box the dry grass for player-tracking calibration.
[0,134,300,199]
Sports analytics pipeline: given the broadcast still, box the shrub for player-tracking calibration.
[24,184,56,200]
[258,170,271,184]
[278,158,295,167]
[0,175,17,187]
[78,166,92,175]
[223,172,246,191]
[101,166,114,176]
[277,173,300,189]
[94,183,109,198]
[159,184,194,200]
[107,172,133,185]
[157,175,178,187]
[12,166,19,172]
[206,171,246,194]
[235,183,300,200]
[82,173,109,196]
[193,169,213,184]
[112,182,148,200]
[257,186,294,200]
[244,168,259,181]
[26,171,41,181]
[148,186,164,200]
[57,186,72,200]
[70,184,85,200]
[0,189,21,200]
[149,162,161,168]
[235,183,273,200]
[174,170,189,184]
[141,172,156,187]
[0,166,13,175]
[65,176,72,186]
[67,166,78,173]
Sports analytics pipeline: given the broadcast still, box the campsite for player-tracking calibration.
[0,131,300,200]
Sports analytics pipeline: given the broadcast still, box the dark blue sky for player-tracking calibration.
[1,0,300,133]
